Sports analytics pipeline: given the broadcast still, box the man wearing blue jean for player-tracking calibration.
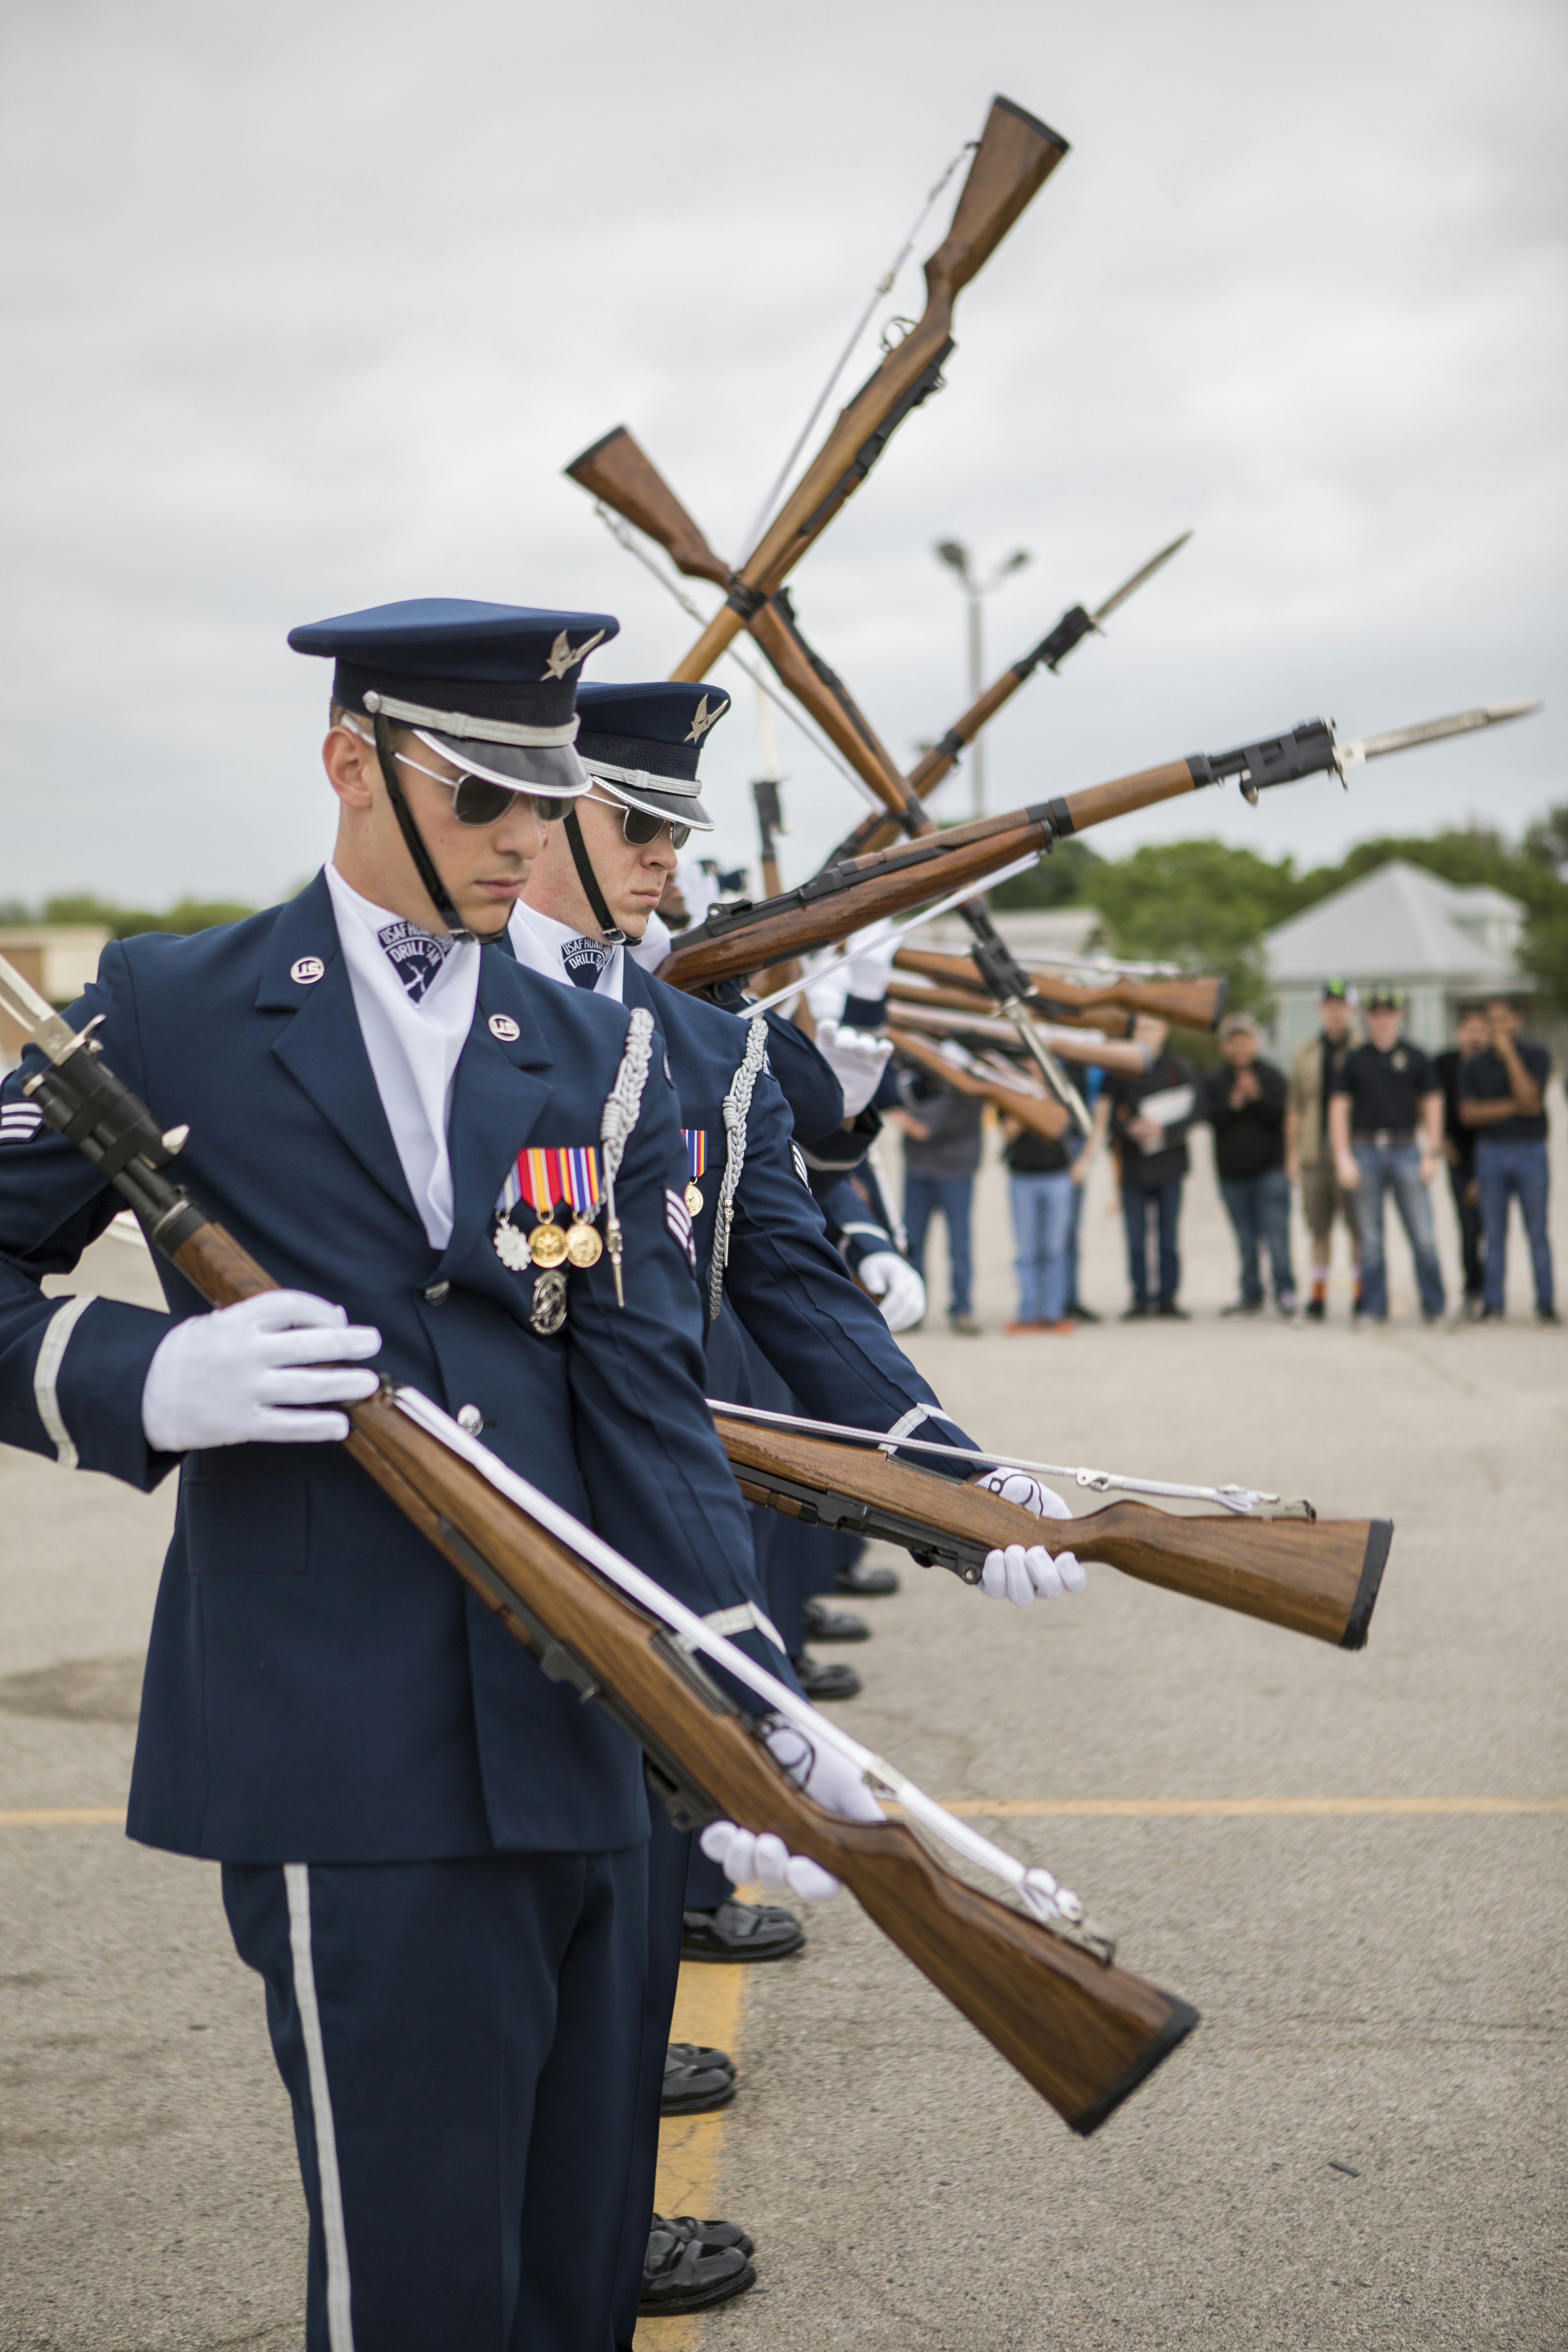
[1002,1116,1075,1332]
[890,1064,984,1333]
[1328,989,1446,1324]
[1199,1013,1296,1315]
[1105,1016,1195,1319]
[1459,999,1556,1323]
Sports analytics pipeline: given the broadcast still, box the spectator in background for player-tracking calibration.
[1063,1064,1104,1321]
[1434,1006,1490,1319]
[1105,1015,1195,1319]
[1459,998,1556,1324]
[1200,1013,1296,1317]
[1285,979,1361,1322]
[1000,1107,1075,1335]
[1328,988,1446,1325]
[887,1058,984,1335]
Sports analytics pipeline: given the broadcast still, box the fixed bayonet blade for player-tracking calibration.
[0,951,80,1064]
[1336,699,1543,772]
[1090,528,1192,627]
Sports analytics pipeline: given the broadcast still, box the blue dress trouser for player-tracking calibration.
[1350,1143,1445,1320]
[613,1802,692,2349]
[223,1848,647,2352]
[1218,1166,1296,1305]
[1008,1171,1074,1323]
[904,1175,975,1316]
[1476,1138,1553,1314]
[1122,1179,1183,1309]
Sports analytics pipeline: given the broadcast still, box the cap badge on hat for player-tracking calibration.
[541,629,607,682]
[685,693,727,745]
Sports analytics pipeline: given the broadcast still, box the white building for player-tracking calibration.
[1263,860,1528,1056]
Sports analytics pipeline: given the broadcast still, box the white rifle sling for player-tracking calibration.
[709,1016,768,1322]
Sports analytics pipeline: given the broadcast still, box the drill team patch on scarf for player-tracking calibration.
[561,934,612,990]
[377,919,457,1005]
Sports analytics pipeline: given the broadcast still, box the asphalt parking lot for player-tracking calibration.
[1,1128,1563,2349]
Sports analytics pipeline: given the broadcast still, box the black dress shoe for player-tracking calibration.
[662,2047,737,2115]
[802,1597,870,1642]
[639,2220,756,2316]
[668,2039,736,2080]
[1067,1301,1101,1323]
[836,1557,900,1597]
[1120,1304,1151,1321]
[791,1652,862,1701]
[1157,1302,1190,1318]
[681,1899,805,1962]
[661,2213,754,2257]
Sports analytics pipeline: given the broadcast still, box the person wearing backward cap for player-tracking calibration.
[514,676,1088,2342]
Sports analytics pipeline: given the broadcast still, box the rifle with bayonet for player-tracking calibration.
[0,947,1195,2136]
[894,949,1227,1034]
[885,996,1149,1077]
[655,701,1542,996]
[712,1412,1392,1652]
[885,1023,1072,1142]
[822,532,1193,867]
[670,97,1069,682]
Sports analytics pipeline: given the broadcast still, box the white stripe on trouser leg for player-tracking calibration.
[285,1864,356,2351]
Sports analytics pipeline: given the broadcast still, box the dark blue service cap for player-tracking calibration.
[288,596,618,735]
[573,679,730,830]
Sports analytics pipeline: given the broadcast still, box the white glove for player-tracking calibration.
[845,928,899,1004]
[973,1469,1088,1606]
[699,1722,884,1901]
[142,1290,382,1453]
[858,1251,926,1333]
[812,1015,894,1118]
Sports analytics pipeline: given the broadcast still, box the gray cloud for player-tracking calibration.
[1,0,1562,906]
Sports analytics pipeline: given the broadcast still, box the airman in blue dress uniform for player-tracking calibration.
[512,677,1087,2338]
[0,601,823,2351]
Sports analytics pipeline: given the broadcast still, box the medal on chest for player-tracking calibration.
[682,1127,708,1216]
[494,1145,606,1329]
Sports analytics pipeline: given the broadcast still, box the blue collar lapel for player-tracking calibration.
[258,872,421,1227]
[434,950,555,1281]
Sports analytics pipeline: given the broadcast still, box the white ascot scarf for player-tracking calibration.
[509,902,625,1001]
[325,864,479,1249]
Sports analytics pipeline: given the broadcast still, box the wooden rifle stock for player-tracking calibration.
[672,99,1068,680]
[890,971,1134,1038]
[654,806,1055,992]
[713,1418,1392,1651]
[565,425,927,828]
[886,993,1147,1076]
[895,948,1226,1034]
[10,1007,1196,2135]
[886,1022,1070,1141]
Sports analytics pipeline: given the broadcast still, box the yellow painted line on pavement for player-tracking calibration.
[0,1806,126,1827]
[634,1906,757,2351]
[912,1796,1568,1819]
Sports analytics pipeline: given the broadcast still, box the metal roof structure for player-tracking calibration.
[1264,859,1524,990]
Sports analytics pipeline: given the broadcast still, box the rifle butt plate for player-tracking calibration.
[1339,1519,1393,1651]
[1068,1991,1200,2138]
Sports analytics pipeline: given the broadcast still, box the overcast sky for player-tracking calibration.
[2,0,1563,911]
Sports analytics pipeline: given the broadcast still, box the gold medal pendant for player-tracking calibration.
[528,1222,569,1268]
[685,1181,704,1216]
[566,1218,603,1269]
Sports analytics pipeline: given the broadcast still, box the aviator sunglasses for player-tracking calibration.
[343,719,569,828]
[582,791,692,852]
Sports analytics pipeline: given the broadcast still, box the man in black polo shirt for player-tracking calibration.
[1105,1015,1196,1318]
[1459,997,1556,1323]
[1328,988,1446,1323]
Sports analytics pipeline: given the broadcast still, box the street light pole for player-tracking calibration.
[934,539,1031,818]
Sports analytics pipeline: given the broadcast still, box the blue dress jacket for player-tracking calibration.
[620,962,973,1461]
[0,877,788,1864]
